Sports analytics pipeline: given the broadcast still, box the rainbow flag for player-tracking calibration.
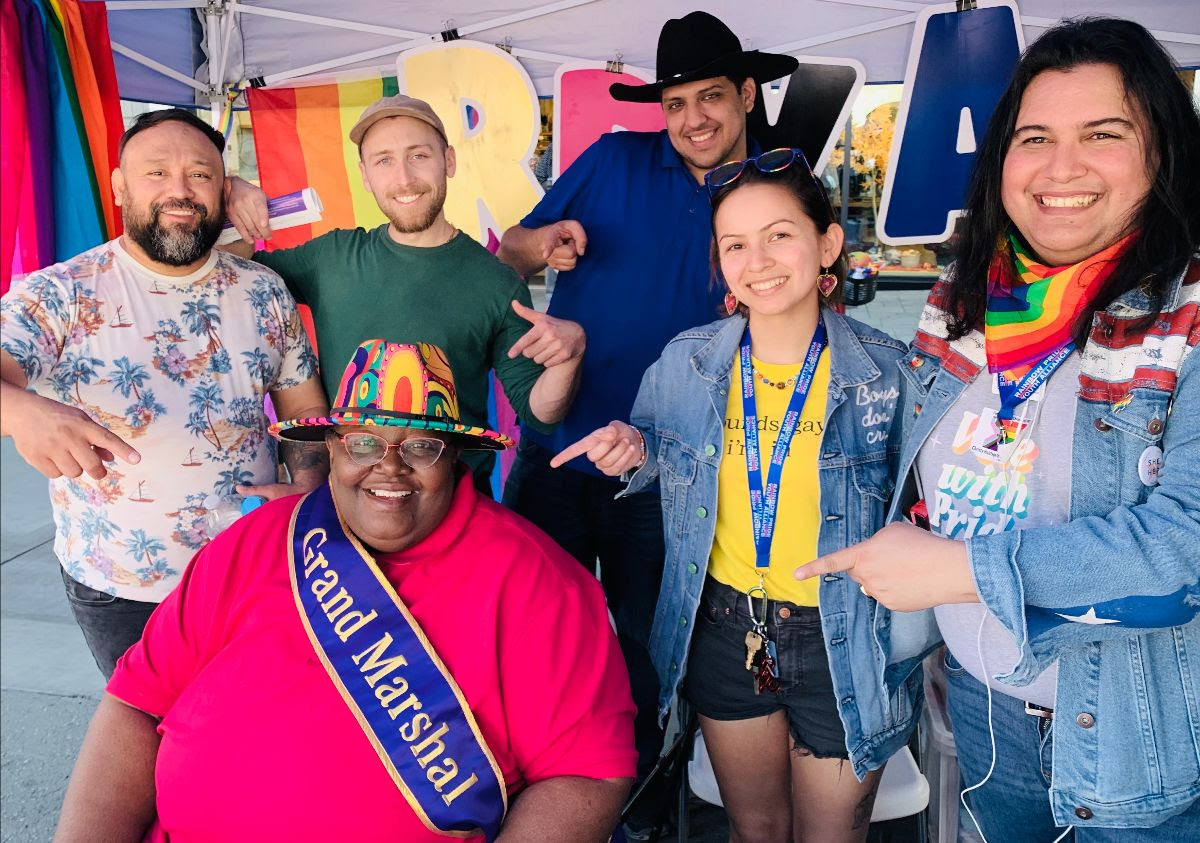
[1,0,123,294]
[246,76,402,250]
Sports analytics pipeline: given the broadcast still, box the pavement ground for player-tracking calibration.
[1,437,104,843]
[0,288,930,842]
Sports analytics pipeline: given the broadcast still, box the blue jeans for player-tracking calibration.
[60,565,157,679]
[945,650,1200,842]
[503,439,665,778]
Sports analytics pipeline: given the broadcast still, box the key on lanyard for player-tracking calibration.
[746,585,781,692]
[744,585,768,671]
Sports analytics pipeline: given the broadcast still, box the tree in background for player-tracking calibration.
[830,102,898,242]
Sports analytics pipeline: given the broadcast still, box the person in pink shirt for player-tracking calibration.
[55,340,636,842]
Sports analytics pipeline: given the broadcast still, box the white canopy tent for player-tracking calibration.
[99,0,1200,119]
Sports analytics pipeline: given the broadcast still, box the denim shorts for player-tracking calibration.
[681,577,848,759]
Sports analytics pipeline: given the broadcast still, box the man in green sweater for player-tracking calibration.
[224,96,584,489]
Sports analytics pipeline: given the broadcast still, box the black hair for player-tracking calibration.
[118,108,226,160]
[945,17,1200,343]
[709,161,846,310]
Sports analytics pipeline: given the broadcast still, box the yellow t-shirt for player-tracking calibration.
[707,351,830,605]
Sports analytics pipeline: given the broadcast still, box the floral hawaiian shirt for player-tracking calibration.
[0,239,317,601]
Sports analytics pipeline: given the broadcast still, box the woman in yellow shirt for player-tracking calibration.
[555,150,911,842]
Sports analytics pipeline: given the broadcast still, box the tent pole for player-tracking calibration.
[205,2,224,127]
[106,0,205,8]
[111,42,209,92]
[228,3,427,40]
[456,0,601,36]
[767,13,916,53]
[213,4,238,94]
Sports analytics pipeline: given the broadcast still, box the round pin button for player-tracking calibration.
[1138,446,1163,486]
[1075,807,1093,821]
[704,444,717,457]
[778,607,792,619]
[695,506,708,518]
[1076,712,1095,729]
[687,563,698,574]
[1147,418,1164,435]
[1093,418,1112,432]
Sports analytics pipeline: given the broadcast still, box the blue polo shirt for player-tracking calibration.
[521,130,735,476]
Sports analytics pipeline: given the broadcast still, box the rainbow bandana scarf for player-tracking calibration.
[984,232,1133,374]
[289,484,507,839]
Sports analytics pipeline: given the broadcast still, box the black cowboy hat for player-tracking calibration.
[610,11,798,103]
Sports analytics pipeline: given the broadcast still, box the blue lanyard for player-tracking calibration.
[740,318,827,570]
[995,343,1074,421]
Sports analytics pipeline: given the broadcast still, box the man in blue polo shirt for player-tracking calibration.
[497,11,798,819]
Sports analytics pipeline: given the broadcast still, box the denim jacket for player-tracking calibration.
[886,262,1200,828]
[622,307,915,778]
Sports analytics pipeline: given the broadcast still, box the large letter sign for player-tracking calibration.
[750,57,863,173]
[398,42,543,252]
[553,64,664,177]
[877,2,1023,244]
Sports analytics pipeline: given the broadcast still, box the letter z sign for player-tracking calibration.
[878,1,1024,244]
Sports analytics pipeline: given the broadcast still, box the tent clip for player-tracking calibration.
[440,25,461,42]
[605,53,624,74]
[954,0,978,11]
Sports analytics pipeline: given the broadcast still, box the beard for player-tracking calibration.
[384,178,448,234]
[123,198,224,267]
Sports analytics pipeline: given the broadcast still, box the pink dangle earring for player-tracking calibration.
[816,267,838,297]
[724,290,739,316]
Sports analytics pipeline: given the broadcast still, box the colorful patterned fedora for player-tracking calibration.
[270,339,513,451]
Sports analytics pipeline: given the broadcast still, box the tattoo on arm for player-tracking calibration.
[281,440,329,481]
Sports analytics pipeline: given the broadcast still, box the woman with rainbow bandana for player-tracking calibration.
[796,18,1200,841]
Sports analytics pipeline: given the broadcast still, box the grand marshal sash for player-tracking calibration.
[288,484,507,839]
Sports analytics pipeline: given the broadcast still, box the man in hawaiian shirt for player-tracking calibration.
[0,109,328,678]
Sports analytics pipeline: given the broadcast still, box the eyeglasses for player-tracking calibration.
[704,147,822,198]
[330,431,447,469]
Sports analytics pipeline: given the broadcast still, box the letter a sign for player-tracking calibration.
[877,1,1023,244]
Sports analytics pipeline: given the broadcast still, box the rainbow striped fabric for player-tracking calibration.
[1,0,124,294]
[246,76,403,251]
[984,233,1131,373]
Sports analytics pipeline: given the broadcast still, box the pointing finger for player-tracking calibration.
[90,424,140,466]
[562,221,587,255]
[794,549,857,582]
[507,324,542,359]
[551,434,602,468]
[511,300,544,324]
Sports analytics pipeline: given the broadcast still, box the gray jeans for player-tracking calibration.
[60,567,158,679]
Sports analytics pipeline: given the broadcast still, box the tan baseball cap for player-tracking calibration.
[349,94,448,147]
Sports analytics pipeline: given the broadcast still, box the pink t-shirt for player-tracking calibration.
[109,474,637,841]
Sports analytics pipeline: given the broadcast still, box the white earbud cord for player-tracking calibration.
[957,393,1073,843]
